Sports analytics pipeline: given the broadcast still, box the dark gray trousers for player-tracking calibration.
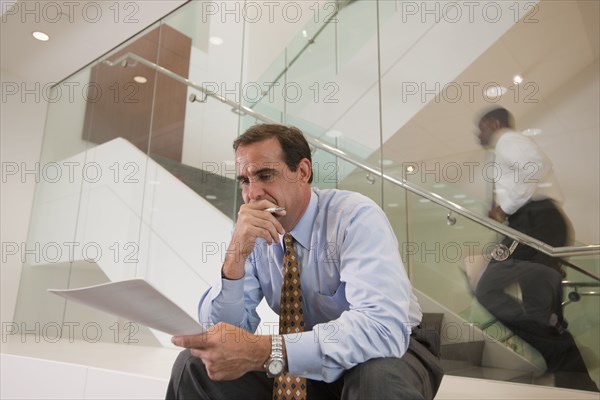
[166,335,443,400]
[475,259,598,392]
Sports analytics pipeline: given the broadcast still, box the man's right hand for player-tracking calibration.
[488,205,507,223]
[222,200,286,280]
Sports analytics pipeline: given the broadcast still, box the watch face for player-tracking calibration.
[268,359,285,375]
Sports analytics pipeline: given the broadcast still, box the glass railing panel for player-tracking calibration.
[162,4,245,220]
[12,17,164,345]
[406,191,496,313]
[69,23,164,345]
[282,15,336,114]
[566,255,600,278]
[281,0,382,166]
[561,258,600,387]
[334,157,383,208]
[404,188,541,370]
[130,8,246,344]
[247,51,287,124]
[12,65,103,335]
[405,187,599,388]
[382,176,409,270]
[311,148,345,191]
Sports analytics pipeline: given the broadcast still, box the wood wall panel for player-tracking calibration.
[83,24,191,162]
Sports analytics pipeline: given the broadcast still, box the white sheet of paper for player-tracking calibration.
[48,279,204,336]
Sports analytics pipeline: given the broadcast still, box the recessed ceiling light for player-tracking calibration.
[209,36,223,45]
[463,199,476,204]
[433,183,446,189]
[522,128,542,136]
[206,195,218,200]
[485,85,507,98]
[302,30,308,38]
[513,75,523,85]
[133,76,147,84]
[381,159,394,166]
[406,165,415,173]
[418,198,431,204]
[453,194,467,199]
[32,31,50,41]
[387,203,400,208]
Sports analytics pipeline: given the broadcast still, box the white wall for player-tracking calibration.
[520,59,600,244]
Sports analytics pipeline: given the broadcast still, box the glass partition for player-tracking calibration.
[14,22,163,345]
[13,2,246,347]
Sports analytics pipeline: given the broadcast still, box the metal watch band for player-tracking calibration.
[271,334,283,358]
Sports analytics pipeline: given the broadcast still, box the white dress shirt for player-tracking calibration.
[490,128,563,215]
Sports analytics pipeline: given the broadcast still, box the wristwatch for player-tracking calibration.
[264,335,286,378]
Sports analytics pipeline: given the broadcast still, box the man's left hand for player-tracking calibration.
[171,322,271,381]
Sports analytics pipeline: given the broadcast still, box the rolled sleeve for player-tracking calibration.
[198,277,245,326]
[197,257,263,332]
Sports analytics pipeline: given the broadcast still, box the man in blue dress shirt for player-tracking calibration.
[166,124,443,399]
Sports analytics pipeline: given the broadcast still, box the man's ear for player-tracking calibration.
[298,158,312,183]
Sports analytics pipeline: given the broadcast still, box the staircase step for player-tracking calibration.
[151,153,241,216]
[421,312,444,327]
[444,364,537,383]
[441,341,485,365]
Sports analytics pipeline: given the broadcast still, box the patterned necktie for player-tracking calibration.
[273,233,307,400]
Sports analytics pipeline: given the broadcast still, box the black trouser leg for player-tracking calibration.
[504,199,572,271]
[505,322,598,392]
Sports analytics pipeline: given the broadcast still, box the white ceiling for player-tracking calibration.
[3,0,596,153]
[2,0,598,171]
[0,0,187,83]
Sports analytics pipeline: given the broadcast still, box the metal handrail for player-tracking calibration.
[562,281,600,288]
[103,52,600,263]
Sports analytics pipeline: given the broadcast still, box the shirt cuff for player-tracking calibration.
[284,332,321,380]
[284,331,342,383]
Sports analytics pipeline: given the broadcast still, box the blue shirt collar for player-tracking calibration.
[287,189,317,251]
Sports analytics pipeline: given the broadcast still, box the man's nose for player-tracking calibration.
[246,181,265,201]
